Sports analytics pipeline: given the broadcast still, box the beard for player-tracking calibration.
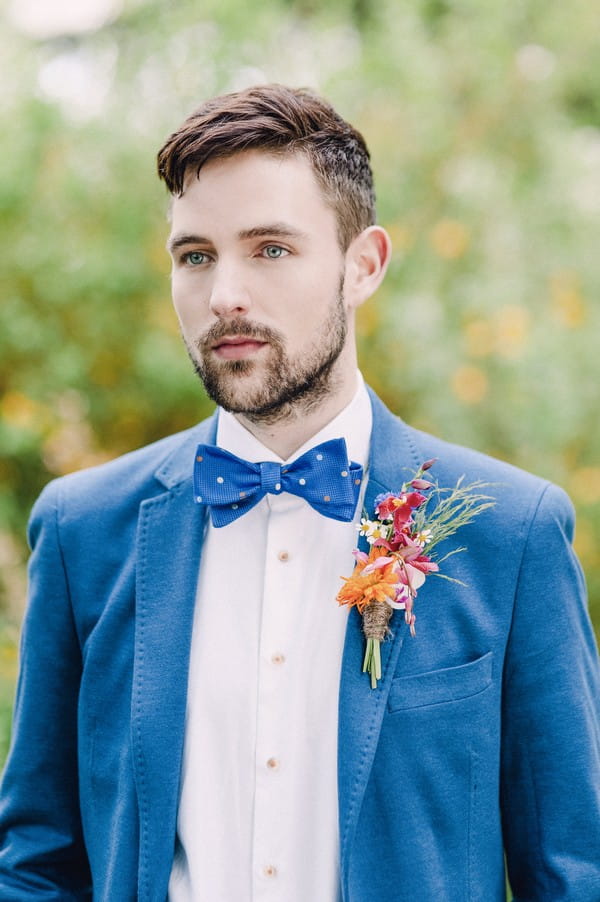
[185,279,348,425]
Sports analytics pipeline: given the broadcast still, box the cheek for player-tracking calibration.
[171,275,205,325]
[287,275,343,331]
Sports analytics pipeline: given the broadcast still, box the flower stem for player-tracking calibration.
[362,638,380,688]
[361,600,393,688]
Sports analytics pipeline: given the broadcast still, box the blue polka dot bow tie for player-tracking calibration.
[193,438,364,527]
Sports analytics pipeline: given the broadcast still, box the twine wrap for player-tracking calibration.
[362,600,393,642]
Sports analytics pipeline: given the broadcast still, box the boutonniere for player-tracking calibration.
[337,459,494,688]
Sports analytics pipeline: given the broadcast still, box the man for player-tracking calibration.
[0,84,598,901]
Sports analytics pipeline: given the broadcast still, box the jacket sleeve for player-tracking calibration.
[501,483,600,901]
[0,481,92,899]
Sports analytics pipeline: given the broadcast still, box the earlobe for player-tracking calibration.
[345,226,392,309]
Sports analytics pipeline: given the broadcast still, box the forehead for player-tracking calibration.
[169,149,338,239]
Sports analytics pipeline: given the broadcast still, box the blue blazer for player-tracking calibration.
[1,391,599,901]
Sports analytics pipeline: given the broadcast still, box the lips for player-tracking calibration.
[211,336,268,360]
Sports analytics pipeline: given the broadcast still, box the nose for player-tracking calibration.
[208,261,251,318]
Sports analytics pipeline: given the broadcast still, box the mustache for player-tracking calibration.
[196,318,283,351]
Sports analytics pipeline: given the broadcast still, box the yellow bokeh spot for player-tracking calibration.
[494,305,531,359]
[88,352,122,388]
[463,318,495,358]
[429,219,470,260]
[550,272,586,328]
[451,365,489,403]
[148,298,181,336]
[0,642,18,681]
[572,516,598,568]
[569,467,600,506]
[385,222,413,254]
[0,391,46,431]
[146,235,172,271]
[357,301,381,338]
[42,423,110,476]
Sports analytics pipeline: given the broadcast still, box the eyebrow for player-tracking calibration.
[237,223,309,241]
[167,222,309,254]
[167,233,206,254]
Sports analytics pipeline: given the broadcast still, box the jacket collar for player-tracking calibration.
[153,412,218,490]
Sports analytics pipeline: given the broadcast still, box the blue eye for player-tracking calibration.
[185,251,209,265]
[262,245,288,259]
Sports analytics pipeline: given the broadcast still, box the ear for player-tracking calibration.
[343,226,392,311]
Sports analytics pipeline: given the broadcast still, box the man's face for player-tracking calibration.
[167,150,355,420]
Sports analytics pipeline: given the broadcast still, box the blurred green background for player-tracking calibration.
[0,0,598,796]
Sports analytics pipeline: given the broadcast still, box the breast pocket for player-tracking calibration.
[388,651,493,712]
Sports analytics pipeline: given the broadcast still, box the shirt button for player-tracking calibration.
[262,864,277,878]
[277,550,290,562]
[271,653,286,665]
[266,757,280,771]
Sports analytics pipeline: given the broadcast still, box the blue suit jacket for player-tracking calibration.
[0,391,599,901]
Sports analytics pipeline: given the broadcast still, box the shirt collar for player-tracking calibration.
[215,371,372,470]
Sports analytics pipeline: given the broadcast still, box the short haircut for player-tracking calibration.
[157,83,376,250]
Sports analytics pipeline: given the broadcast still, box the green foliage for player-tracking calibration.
[0,0,598,744]
[0,622,18,765]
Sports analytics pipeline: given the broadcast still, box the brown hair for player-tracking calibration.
[157,83,375,250]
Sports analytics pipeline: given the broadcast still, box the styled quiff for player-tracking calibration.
[157,83,376,250]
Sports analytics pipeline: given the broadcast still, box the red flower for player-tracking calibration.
[405,491,427,508]
[392,501,413,533]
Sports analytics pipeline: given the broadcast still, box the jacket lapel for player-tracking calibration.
[131,414,217,900]
[337,391,422,891]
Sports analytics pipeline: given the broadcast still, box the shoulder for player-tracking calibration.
[368,389,574,540]
[29,415,217,541]
[415,424,573,535]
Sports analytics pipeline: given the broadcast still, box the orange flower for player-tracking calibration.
[337,547,398,613]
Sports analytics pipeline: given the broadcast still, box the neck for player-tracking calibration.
[233,368,359,460]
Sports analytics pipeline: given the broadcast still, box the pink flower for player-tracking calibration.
[371,537,397,552]
[400,562,427,592]
[410,478,434,490]
[411,556,439,575]
[387,561,427,610]
[388,583,410,609]
[398,532,421,549]
[363,555,395,575]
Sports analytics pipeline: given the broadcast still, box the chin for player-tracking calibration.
[205,377,267,414]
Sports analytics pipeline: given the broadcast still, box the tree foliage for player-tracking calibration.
[1,0,599,673]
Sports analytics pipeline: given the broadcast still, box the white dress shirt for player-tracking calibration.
[168,374,372,902]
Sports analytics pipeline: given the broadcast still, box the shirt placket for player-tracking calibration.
[251,494,298,899]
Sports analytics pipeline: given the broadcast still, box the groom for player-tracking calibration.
[1,84,599,901]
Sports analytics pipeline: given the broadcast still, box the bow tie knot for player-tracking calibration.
[194,438,363,527]
[259,461,284,494]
